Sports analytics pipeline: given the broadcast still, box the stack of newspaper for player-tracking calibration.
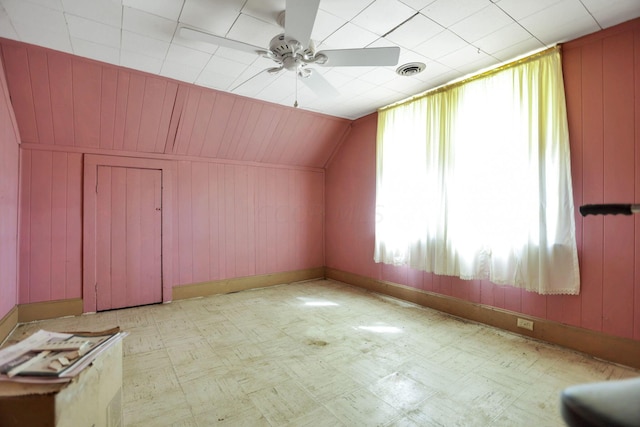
[0,329,126,383]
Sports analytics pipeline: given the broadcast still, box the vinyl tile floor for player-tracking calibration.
[5,279,639,426]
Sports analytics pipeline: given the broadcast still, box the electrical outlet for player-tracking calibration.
[517,318,534,331]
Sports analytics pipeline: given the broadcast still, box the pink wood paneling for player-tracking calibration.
[600,31,636,338]
[0,51,20,318]
[0,38,351,169]
[325,19,640,340]
[72,60,101,147]
[96,166,162,310]
[48,53,74,146]
[18,150,83,303]
[575,40,604,332]
[1,44,38,143]
[28,49,54,145]
[635,28,640,340]
[83,155,175,312]
[173,161,324,285]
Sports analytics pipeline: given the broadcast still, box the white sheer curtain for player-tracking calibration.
[375,48,580,295]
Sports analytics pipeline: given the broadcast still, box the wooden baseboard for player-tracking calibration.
[325,267,640,370]
[172,267,326,300]
[18,299,83,323]
[0,307,18,343]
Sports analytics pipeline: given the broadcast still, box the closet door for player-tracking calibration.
[96,166,162,310]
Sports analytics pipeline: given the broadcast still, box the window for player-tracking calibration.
[374,47,579,295]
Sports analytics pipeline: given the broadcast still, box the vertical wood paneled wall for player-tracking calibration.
[0,51,20,319]
[176,161,324,286]
[18,146,325,304]
[325,19,640,341]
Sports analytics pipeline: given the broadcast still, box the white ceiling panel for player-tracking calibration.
[63,0,122,27]
[449,4,514,43]
[123,0,185,21]
[179,0,244,35]
[120,49,164,74]
[121,30,170,59]
[71,37,120,63]
[66,14,121,48]
[0,0,638,119]
[422,0,488,27]
[385,13,443,49]
[519,0,600,45]
[226,13,281,47]
[350,0,416,36]
[320,22,380,49]
[123,6,177,42]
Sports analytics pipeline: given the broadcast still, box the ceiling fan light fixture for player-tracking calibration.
[396,62,426,76]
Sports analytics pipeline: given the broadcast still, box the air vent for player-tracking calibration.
[396,62,426,76]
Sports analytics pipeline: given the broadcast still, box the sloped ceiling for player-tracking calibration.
[0,39,351,169]
[1,0,639,119]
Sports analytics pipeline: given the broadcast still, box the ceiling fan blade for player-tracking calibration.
[300,71,339,98]
[284,0,320,48]
[178,26,265,55]
[317,47,401,67]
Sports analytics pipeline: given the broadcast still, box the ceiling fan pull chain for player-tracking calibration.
[294,72,299,108]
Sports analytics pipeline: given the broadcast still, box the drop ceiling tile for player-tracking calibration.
[20,0,63,11]
[120,49,164,74]
[214,46,261,65]
[399,0,437,10]
[414,61,457,83]
[2,0,67,33]
[321,22,379,49]
[422,0,488,27]
[204,54,249,77]
[473,22,533,55]
[195,69,237,90]
[580,0,640,28]
[179,0,244,36]
[413,29,467,59]
[165,43,211,69]
[358,67,398,85]
[320,0,377,21]
[449,4,514,43]
[124,0,185,21]
[496,0,564,21]
[491,37,546,62]
[123,6,177,42]
[351,0,417,36]
[519,0,599,45]
[160,59,203,82]
[122,30,170,59]
[71,37,120,63]
[241,0,284,25]
[0,7,18,39]
[311,9,347,44]
[437,43,493,69]
[62,0,122,27]
[66,14,121,48]
[226,13,281,47]
[384,13,444,49]
[12,22,72,53]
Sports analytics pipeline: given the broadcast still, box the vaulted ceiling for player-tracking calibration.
[1,0,639,120]
[1,39,351,168]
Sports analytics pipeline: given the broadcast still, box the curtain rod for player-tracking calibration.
[379,45,561,113]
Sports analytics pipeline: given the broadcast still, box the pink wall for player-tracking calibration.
[0,39,335,307]
[175,161,324,285]
[0,38,351,169]
[326,19,640,341]
[0,51,20,318]
[18,148,325,305]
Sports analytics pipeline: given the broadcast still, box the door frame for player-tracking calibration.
[83,154,176,313]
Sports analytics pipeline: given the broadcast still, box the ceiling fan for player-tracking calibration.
[178,0,401,106]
